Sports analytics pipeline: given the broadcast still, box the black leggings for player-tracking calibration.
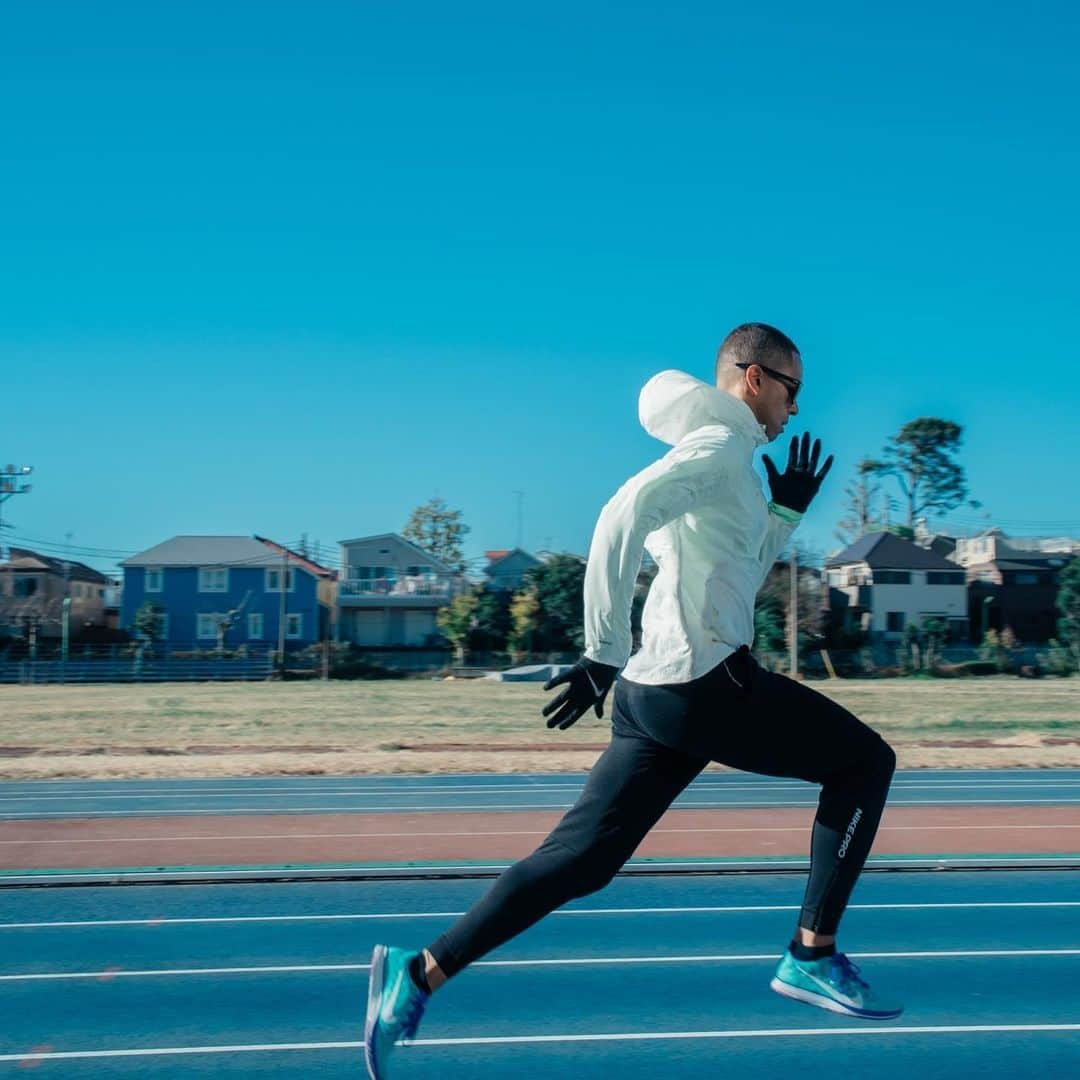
[428,646,896,978]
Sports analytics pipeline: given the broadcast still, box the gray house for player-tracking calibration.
[337,533,464,646]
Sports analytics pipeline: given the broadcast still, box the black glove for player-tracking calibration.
[542,657,619,730]
[762,432,834,514]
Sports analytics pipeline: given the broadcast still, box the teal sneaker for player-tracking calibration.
[364,945,429,1079]
[770,949,903,1020]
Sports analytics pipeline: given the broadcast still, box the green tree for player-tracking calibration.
[921,616,947,670]
[403,496,470,573]
[133,599,166,642]
[437,591,478,662]
[508,588,542,656]
[1056,558,1080,668]
[524,554,587,651]
[470,585,512,651]
[873,418,975,528]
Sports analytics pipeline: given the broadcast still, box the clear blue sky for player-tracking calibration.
[3,2,1078,575]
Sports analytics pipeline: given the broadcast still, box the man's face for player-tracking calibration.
[752,351,803,441]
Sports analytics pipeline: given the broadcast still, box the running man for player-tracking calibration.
[365,323,901,1079]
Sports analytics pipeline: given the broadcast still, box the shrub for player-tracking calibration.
[1038,639,1077,678]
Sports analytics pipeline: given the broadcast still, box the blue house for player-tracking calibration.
[120,536,333,649]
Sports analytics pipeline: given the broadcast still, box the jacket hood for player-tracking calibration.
[638,369,768,448]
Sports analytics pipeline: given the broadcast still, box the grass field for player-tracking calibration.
[0,676,1077,778]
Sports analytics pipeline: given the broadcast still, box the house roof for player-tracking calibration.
[336,532,454,572]
[484,547,541,571]
[826,531,962,571]
[122,536,313,570]
[993,556,1073,571]
[485,549,511,562]
[254,537,336,579]
[3,547,110,583]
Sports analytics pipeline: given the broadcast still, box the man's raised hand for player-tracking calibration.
[762,432,835,514]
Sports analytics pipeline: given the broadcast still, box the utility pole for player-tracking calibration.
[277,546,289,677]
[61,597,71,676]
[0,464,33,559]
[61,531,73,667]
[789,548,799,678]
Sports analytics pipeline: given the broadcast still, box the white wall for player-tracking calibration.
[871,574,966,634]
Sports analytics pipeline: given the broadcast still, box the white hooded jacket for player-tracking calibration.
[583,369,802,685]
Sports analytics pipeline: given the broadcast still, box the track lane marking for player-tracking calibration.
[3,778,1079,802]
[4,899,1080,930]
[4,1023,1080,1061]
[3,947,1079,981]
[5,797,1080,819]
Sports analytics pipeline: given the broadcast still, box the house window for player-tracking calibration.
[285,613,303,639]
[265,567,295,592]
[145,568,163,592]
[874,571,911,585]
[886,612,905,633]
[197,614,218,639]
[927,572,963,585]
[13,577,38,597]
[1015,573,1039,586]
[248,613,264,640]
[159,613,169,639]
[198,568,228,593]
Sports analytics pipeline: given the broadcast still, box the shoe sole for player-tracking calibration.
[364,944,388,1079]
[769,976,903,1020]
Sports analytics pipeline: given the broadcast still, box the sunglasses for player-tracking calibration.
[734,362,801,404]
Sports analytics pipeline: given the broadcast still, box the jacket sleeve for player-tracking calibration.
[758,500,803,574]
[583,433,732,668]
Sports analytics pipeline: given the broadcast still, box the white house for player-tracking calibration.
[825,531,968,642]
[336,533,464,646]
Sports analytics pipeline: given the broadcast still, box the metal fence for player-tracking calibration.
[0,655,275,684]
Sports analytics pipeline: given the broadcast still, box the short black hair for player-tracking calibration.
[716,322,799,381]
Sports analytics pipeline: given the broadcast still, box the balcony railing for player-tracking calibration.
[339,576,459,599]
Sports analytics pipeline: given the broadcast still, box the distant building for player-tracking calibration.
[121,536,332,647]
[824,531,968,642]
[952,529,1075,642]
[483,547,542,592]
[0,547,110,640]
[337,533,465,646]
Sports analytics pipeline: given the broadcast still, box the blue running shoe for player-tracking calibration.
[770,950,903,1020]
[365,945,429,1079]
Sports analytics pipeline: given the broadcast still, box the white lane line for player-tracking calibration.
[3,778,1079,801]
[414,1022,1080,1047]
[7,1025,1079,1063]
[5,822,1080,846]
[5,797,1080,819]
[3,948,1079,982]
[5,900,1080,931]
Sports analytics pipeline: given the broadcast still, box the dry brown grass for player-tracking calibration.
[0,675,1077,778]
